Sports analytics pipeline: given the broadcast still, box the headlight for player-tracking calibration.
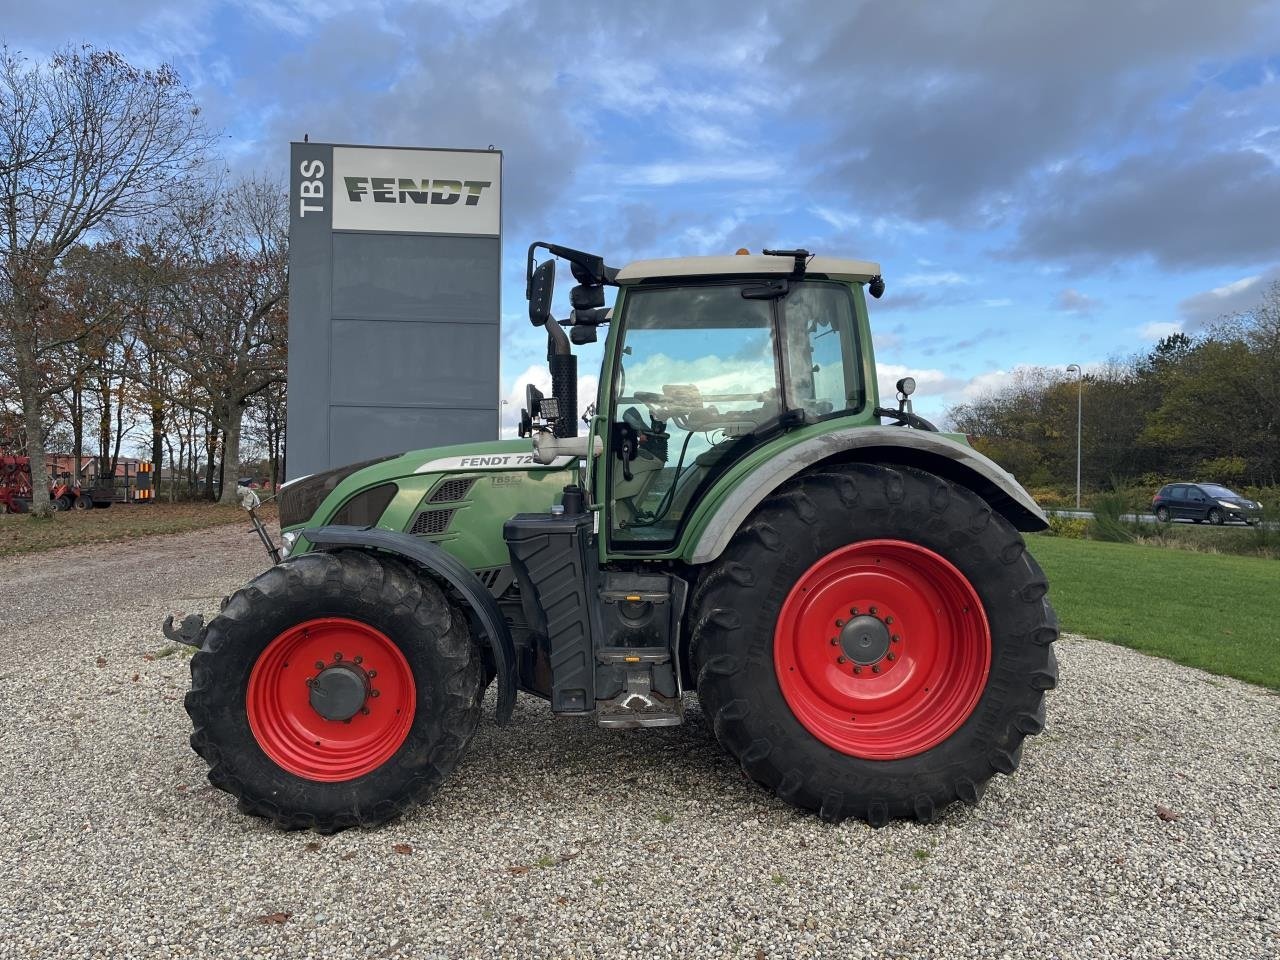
[1217,500,1240,510]
[280,530,299,559]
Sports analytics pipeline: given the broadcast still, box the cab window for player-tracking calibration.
[608,284,778,545]
[607,280,862,549]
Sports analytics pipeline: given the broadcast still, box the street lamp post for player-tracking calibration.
[1066,364,1082,509]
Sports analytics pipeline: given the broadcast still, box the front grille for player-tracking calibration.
[410,508,455,535]
[428,477,476,503]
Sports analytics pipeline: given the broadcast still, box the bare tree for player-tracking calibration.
[0,45,210,514]
[160,176,288,503]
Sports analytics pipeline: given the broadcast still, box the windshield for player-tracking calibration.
[608,280,862,547]
[1198,484,1240,499]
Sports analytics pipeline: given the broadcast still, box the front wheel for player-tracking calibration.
[690,463,1058,826]
[185,550,484,831]
[73,494,92,510]
[1208,508,1224,525]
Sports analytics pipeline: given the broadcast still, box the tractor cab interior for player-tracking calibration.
[608,279,864,546]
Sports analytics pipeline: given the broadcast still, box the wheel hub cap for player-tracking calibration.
[840,614,890,665]
[246,618,416,782]
[774,539,992,760]
[309,661,370,721]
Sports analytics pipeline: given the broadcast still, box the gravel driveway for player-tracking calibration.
[0,524,1277,960]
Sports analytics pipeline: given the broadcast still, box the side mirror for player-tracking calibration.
[868,275,885,299]
[528,259,555,327]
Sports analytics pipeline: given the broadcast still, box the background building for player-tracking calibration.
[286,142,502,479]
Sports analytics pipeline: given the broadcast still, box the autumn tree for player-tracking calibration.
[0,45,210,514]
[158,176,287,503]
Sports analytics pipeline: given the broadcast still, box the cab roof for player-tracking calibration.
[615,254,882,285]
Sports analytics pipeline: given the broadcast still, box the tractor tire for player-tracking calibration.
[53,496,70,511]
[1208,508,1224,525]
[690,462,1058,826]
[185,549,485,831]
[12,498,29,514]
[1155,506,1170,523]
[74,494,93,510]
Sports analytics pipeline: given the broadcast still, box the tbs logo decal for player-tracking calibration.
[343,177,493,206]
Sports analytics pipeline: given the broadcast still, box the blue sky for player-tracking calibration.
[5,0,1280,427]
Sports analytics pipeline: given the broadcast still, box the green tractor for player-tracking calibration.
[179,243,1057,831]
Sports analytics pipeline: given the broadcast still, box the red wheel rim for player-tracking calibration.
[246,617,415,782]
[774,540,991,760]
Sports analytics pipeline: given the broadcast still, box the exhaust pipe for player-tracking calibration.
[546,319,577,439]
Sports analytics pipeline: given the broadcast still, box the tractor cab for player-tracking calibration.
[519,243,889,552]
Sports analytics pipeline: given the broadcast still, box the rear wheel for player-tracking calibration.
[1208,508,1224,525]
[185,550,484,831]
[73,494,92,510]
[52,496,70,512]
[690,462,1058,826]
[1155,506,1170,523]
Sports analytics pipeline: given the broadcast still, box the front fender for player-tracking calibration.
[302,525,516,724]
[686,427,1049,564]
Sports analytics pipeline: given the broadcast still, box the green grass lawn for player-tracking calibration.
[1028,535,1280,690]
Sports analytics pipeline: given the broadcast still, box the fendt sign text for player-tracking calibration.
[332,146,500,236]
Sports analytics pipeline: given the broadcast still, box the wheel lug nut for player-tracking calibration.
[314,661,325,670]
[353,656,363,664]
[869,607,878,616]
[886,652,896,661]
[367,670,377,679]
[872,665,881,673]
[835,619,845,628]
[333,652,343,661]
[837,656,847,664]
[885,616,894,625]
[360,706,370,716]
[853,666,862,674]
[850,607,859,616]
[370,689,380,698]
[891,635,900,643]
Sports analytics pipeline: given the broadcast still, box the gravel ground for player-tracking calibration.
[0,524,1277,960]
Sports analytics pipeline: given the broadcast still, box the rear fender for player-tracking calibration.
[687,427,1048,564]
[302,525,516,723]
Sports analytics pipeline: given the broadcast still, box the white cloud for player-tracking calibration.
[1178,265,1280,330]
[959,368,1019,400]
[875,363,965,401]
[899,271,970,288]
[811,206,861,231]
[614,158,782,187]
[982,297,1014,308]
[500,364,600,440]
[1139,320,1183,340]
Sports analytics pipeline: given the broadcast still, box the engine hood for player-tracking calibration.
[279,439,570,530]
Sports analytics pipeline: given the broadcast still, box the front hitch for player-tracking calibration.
[163,613,207,648]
